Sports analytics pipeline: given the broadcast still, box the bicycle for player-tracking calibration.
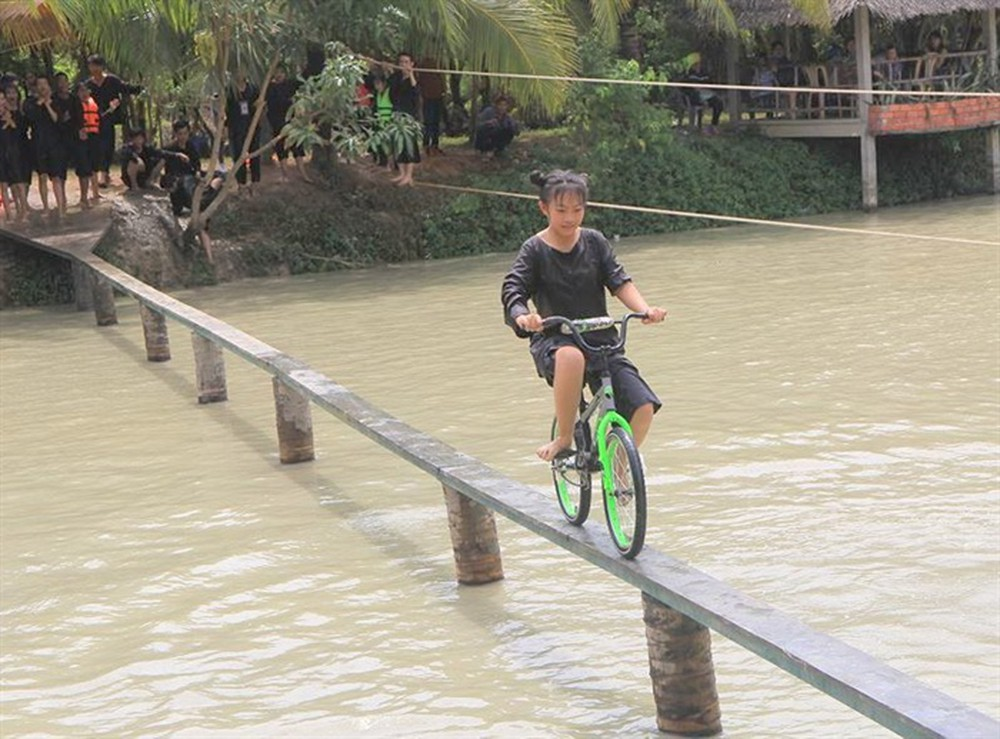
[544,312,648,559]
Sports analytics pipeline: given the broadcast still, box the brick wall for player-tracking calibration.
[869,97,1000,135]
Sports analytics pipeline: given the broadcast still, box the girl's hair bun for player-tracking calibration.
[531,169,589,204]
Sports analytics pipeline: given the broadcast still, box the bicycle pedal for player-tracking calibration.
[553,447,576,461]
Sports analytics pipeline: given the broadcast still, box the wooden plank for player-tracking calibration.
[749,118,862,139]
[4,231,998,738]
[855,6,878,210]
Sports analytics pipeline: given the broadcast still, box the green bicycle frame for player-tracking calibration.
[578,375,634,495]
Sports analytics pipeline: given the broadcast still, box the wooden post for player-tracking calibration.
[990,128,1000,195]
[91,275,117,326]
[987,9,997,77]
[272,378,314,464]
[442,485,504,585]
[643,592,722,736]
[987,10,999,194]
[725,35,741,125]
[855,6,878,210]
[139,304,170,362]
[191,333,227,404]
[71,262,93,311]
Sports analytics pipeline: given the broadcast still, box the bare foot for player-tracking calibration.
[396,177,413,187]
[536,436,572,462]
[79,200,91,210]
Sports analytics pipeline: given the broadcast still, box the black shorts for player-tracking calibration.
[35,140,68,179]
[530,334,661,422]
[75,135,101,177]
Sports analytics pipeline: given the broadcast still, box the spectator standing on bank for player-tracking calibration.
[24,76,69,218]
[75,82,102,208]
[85,54,142,189]
[419,57,445,156]
[0,93,29,222]
[389,52,421,186]
[266,64,310,183]
[226,72,261,194]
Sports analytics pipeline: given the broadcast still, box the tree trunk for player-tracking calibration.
[619,10,641,62]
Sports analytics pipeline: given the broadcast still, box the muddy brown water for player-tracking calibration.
[1,196,998,737]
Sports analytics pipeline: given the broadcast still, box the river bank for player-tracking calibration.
[1,127,994,307]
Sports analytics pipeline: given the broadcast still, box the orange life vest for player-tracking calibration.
[82,98,100,134]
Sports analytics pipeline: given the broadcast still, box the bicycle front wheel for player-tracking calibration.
[550,417,591,525]
[602,426,647,558]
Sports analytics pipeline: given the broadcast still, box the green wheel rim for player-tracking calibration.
[602,426,644,556]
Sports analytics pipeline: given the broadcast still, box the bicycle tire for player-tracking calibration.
[601,425,647,558]
[550,417,591,526]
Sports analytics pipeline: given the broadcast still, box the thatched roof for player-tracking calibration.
[0,1,68,50]
[732,0,1000,27]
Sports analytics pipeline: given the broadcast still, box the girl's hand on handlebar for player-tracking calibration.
[515,313,544,332]
[643,307,667,324]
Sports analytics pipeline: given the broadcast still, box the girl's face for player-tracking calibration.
[36,79,51,98]
[4,86,18,106]
[540,193,586,238]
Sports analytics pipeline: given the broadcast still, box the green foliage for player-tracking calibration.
[3,249,74,307]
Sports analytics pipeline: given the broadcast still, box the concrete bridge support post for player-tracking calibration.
[91,276,118,326]
[442,485,504,585]
[272,378,314,464]
[191,333,227,404]
[139,304,170,362]
[72,262,94,311]
[643,592,722,736]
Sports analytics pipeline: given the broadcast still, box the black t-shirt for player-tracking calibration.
[23,98,60,147]
[265,78,300,130]
[53,93,80,139]
[161,140,201,187]
[86,74,141,124]
[226,82,260,143]
[389,72,419,117]
[501,228,632,345]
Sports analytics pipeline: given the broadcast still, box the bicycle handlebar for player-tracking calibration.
[541,312,647,354]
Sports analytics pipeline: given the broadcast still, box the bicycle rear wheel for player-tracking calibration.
[602,426,647,558]
[550,417,591,525]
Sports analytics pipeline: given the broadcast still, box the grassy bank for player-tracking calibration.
[2,126,993,307]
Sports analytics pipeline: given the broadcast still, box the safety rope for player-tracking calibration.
[385,60,1000,100]
[416,182,1000,247]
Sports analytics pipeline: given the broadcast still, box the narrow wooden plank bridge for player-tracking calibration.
[2,222,997,738]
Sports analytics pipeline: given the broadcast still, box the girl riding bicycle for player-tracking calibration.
[501,170,667,462]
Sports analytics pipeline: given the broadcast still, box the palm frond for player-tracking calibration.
[686,0,739,35]
[452,0,579,112]
[587,0,633,43]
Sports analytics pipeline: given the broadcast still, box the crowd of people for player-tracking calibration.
[356,53,520,186]
[0,55,143,223]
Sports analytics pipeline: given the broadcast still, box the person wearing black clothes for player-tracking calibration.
[23,76,69,218]
[120,128,189,190]
[226,73,261,192]
[160,120,203,215]
[86,54,142,188]
[0,92,30,222]
[388,52,421,186]
[265,64,310,182]
[474,95,519,156]
[680,57,724,132]
[501,170,666,462]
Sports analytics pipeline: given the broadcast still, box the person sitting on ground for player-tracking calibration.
[266,63,310,183]
[681,55,724,132]
[161,119,203,215]
[474,95,519,157]
[120,127,188,191]
[501,170,666,462]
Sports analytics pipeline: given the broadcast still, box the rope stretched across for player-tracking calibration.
[383,59,1000,100]
[416,182,1000,247]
